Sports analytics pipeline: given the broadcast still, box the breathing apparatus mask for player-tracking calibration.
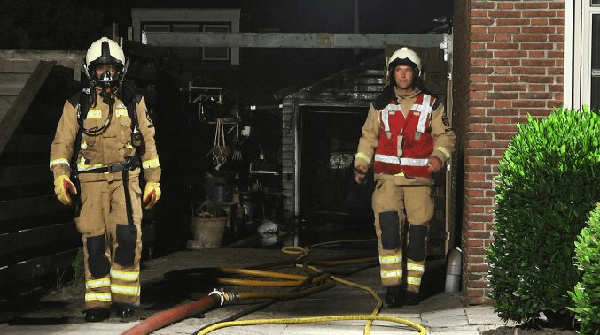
[79,38,140,143]
[83,37,129,100]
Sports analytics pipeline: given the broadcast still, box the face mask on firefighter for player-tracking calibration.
[96,64,118,81]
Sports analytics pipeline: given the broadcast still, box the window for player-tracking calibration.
[202,25,230,61]
[567,1,600,110]
[173,24,200,60]
[141,24,169,44]
[592,15,600,109]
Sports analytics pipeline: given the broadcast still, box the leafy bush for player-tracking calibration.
[569,203,600,335]
[488,106,600,327]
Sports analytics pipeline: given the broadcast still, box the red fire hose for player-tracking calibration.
[120,294,219,335]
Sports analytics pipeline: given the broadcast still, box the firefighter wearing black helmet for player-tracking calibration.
[50,37,161,322]
[354,47,455,307]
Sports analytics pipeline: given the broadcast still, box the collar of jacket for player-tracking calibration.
[373,85,421,110]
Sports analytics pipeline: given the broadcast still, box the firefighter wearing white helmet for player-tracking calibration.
[50,37,161,322]
[84,36,127,90]
[354,47,455,307]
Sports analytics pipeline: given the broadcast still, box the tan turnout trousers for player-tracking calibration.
[372,178,433,293]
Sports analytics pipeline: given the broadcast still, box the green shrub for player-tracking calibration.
[569,203,600,335]
[487,106,600,327]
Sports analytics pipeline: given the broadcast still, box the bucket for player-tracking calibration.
[189,217,228,248]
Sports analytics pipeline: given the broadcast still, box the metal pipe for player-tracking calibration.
[444,247,462,293]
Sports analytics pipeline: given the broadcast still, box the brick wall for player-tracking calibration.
[456,0,565,305]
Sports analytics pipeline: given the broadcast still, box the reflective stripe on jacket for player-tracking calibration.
[373,93,434,178]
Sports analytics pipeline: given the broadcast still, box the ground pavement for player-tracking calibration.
[0,247,512,335]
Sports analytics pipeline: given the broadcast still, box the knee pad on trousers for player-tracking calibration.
[406,224,428,262]
[379,211,400,249]
[87,235,110,278]
[115,225,137,266]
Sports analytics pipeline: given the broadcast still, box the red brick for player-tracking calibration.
[467,140,486,149]
[494,100,512,108]
[471,18,496,26]
[494,67,511,74]
[531,18,549,25]
[521,42,554,50]
[514,34,548,42]
[488,140,510,148]
[495,34,512,42]
[493,50,527,58]
[471,2,495,9]
[519,92,554,100]
[487,124,517,132]
[466,197,494,206]
[522,58,556,66]
[515,2,549,10]
[469,264,490,272]
[489,26,520,34]
[513,67,546,75]
[548,51,564,58]
[466,148,493,157]
[469,132,494,141]
[496,18,531,26]
[469,75,487,83]
[522,10,557,18]
[489,10,521,18]
[469,91,487,99]
[528,50,546,58]
[471,10,490,17]
[528,84,546,91]
[487,42,520,49]
[470,50,495,58]
[488,92,518,99]
[470,99,495,107]
[471,83,493,90]
[471,34,495,42]
[493,83,526,91]
[471,66,495,74]
[497,2,514,10]
[519,75,554,84]
[522,26,556,34]
[466,189,484,197]
[469,108,487,115]
[487,75,520,83]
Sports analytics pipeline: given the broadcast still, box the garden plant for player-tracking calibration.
[488,106,600,329]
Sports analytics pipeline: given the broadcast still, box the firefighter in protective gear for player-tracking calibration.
[354,47,455,307]
[50,37,161,322]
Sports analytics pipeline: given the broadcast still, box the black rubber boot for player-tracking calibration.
[114,303,135,318]
[384,285,405,308]
[404,291,420,306]
[84,308,111,322]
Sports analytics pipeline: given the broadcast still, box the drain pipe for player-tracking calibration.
[444,247,463,293]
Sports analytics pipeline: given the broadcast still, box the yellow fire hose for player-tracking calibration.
[192,243,427,335]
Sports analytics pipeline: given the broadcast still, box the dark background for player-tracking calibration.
[0,0,454,255]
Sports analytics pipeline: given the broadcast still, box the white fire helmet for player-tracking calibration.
[84,37,127,87]
[387,47,422,76]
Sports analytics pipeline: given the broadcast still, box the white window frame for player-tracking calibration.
[566,1,600,109]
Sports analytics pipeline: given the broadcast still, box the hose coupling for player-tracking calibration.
[208,288,237,306]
